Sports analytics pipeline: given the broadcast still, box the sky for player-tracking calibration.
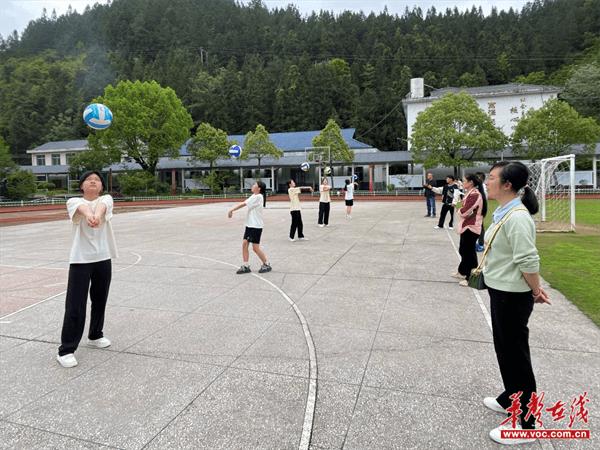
[1,0,530,38]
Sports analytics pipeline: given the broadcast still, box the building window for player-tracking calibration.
[36,155,46,166]
[52,154,61,165]
[66,153,76,164]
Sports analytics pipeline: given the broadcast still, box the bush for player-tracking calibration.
[6,170,37,200]
[117,171,169,196]
[387,184,396,192]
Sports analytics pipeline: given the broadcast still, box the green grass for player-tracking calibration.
[482,198,600,327]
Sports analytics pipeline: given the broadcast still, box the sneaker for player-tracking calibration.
[448,226,454,230]
[489,423,536,445]
[56,353,78,368]
[476,243,485,252]
[298,237,308,241]
[451,272,463,279]
[424,214,431,217]
[289,237,296,242]
[88,337,111,348]
[258,263,272,273]
[459,279,469,287]
[236,265,251,274]
[484,397,507,414]
[434,225,441,229]
[319,224,325,227]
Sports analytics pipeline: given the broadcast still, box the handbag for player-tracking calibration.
[468,207,528,290]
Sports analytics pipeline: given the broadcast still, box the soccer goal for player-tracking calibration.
[527,154,576,232]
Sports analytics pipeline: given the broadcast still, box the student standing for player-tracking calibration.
[287,179,313,241]
[344,179,358,219]
[318,177,331,227]
[423,172,436,217]
[57,171,118,368]
[228,181,271,274]
[428,175,459,229]
[483,161,550,445]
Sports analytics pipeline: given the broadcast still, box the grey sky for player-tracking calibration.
[1,0,529,38]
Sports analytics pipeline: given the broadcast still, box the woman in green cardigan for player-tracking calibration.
[483,161,551,445]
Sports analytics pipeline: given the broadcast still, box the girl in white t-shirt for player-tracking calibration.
[318,177,331,227]
[228,181,271,274]
[287,179,313,241]
[344,179,358,219]
[57,171,118,368]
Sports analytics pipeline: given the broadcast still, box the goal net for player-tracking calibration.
[527,154,576,232]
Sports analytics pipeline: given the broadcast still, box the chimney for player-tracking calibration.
[410,78,424,99]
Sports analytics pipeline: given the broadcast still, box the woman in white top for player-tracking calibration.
[344,179,358,219]
[228,181,271,274]
[287,179,313,241]
[318,177,331,227]
[57,171,118,368]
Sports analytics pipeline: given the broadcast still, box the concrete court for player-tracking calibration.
[0,200,598,450]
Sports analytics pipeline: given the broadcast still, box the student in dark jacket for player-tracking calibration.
[423,172,436,217]
[428,176,460,230]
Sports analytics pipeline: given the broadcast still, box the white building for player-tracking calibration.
[402,78,561,151]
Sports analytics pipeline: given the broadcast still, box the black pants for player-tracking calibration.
[458,229,479,279]
[290,210,304,239]
[438,204,455,227]
[318,202,330,225]
[59,259,112,356]
[489,287,536,429]
[478,223,485,246]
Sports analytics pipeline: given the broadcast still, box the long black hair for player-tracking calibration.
[255,181,267,207]
[465,173,488,217]
[490,161,539,215]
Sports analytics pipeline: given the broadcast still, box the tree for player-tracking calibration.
[0,136,16,179]
[188,123,230,172]
[410,92,507,173]
[6,170,37,200]
[68,147,119,178]
[188,122,231,193]
[562,63,600,124]
[512,99,600,160]
[243,124,283,174]
[87,80,193,175]
[311,118,354,164]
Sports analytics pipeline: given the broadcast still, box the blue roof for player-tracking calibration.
[179,128,371,156]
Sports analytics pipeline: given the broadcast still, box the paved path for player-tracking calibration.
[1,201,597,449]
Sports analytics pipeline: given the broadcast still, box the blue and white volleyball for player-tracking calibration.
[323,166,332,175]
[229,144,242,158]
[300,162,310,172]
[352,174,358,181]
[83,103,113,130]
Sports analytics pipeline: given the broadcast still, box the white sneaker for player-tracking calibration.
[348,215,352,220]
[489,423,536,445]
[451,272,463,279]
[434,225,441,229]
[319,224,325,227]
[88,337,111,348]
[448,226,454,230]
[56,353,78,368]
[298,237,308,241]
[484,397,507,414]
[459,279,469,287]
[289,237,296,242]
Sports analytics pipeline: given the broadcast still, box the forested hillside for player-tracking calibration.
[1,0,599,163]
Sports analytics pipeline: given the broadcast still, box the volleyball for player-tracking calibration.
[324,166,332,175]
[300,162,310,172]
[83,103,113,130]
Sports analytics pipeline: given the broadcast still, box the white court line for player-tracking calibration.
[444,229,492,331]
[161,251,317,450]
[0,252,143,321]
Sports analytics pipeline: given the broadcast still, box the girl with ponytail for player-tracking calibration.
[228,181,271,274]
[482,161,551,445]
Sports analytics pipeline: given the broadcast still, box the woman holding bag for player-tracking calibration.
[453,174,486,286]
[482,161,551,445]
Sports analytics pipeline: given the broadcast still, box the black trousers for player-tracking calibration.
[489,287,537,429]
[318,202,330,225]
[438,204,455,227]
[59,259,112,356]
[290,210,304,239]
[458,229,479,279]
